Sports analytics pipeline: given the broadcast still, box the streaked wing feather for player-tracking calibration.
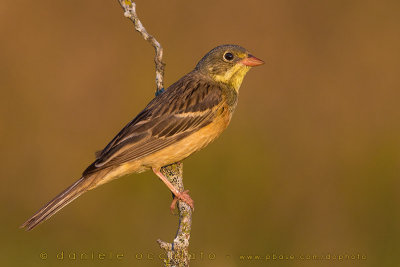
[83,73,222,175]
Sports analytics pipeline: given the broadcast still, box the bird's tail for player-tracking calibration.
[20,176,96,231]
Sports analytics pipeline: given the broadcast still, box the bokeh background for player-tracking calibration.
[1,0,399,266]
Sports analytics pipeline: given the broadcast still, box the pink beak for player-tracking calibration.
[241,54,264,67]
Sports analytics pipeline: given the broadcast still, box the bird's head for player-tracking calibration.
[195,44,264,91]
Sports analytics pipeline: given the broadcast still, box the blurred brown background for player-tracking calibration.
[1,0,399,266]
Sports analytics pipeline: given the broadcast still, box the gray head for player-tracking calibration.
[195,44,264,90]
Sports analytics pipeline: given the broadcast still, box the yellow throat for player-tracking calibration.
[212,64,250,91]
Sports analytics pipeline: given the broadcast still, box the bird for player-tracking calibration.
[21,44,264,231]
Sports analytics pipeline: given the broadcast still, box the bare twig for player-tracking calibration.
[117,1,192,266]
[157,163,192,267]
[118,0,165,93]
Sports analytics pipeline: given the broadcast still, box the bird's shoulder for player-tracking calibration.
[149,71,226,114]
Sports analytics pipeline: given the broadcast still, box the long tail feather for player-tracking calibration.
[20,176,94,231]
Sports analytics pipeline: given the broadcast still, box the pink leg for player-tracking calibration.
[152,168,194,212]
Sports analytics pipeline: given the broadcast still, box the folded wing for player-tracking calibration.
[83,73,223,175]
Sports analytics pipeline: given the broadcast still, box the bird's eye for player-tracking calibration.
[224,52,234,61]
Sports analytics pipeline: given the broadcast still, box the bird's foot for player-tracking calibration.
[170,190,194,213]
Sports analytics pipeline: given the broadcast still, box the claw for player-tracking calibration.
[170,197,179,214]
[170,190,194,213]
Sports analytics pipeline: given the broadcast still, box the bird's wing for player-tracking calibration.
[83,74,223,175]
